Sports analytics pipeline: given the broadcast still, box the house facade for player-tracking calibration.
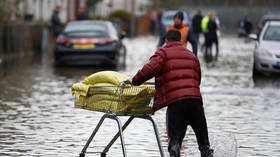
[3,0,88,23]
[94,0,152,16]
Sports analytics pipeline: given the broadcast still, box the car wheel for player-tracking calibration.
[54,52,62,66]
[121,46,127,68]
[112,51,121,68]
[115,46,126,69]
[54,57,61,66]
[253,62,261,76]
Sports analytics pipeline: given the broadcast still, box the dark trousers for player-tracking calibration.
[205,37,219,60]
[167,99,210,153]
[193,32,200,45]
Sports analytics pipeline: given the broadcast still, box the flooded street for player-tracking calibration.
[1,36,280,157]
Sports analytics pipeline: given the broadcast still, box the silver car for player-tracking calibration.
[251,21,280,75]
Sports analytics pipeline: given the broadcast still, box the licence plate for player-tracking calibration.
[73,44,95,49]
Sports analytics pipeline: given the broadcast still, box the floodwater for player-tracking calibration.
[0,36,280,157]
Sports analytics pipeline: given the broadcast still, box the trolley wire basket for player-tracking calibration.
[75,82,165,157]
[74,83,155,116]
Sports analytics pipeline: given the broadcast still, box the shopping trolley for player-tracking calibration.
[74,82,165,157]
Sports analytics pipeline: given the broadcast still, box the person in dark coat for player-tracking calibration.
[243,16,253,37]
[51,6,63,37]
[238,16,253,40]
[77,8,89,20]
[192,10,203,44]
[130,29,213,157]
[157,9,165,38]
[205,13,219,61]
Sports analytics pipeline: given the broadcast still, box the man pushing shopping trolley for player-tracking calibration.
[129,29,213,157]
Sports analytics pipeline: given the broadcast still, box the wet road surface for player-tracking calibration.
[0,36,280,157]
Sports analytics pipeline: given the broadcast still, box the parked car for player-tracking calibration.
[161,10,188,28]
[250,21,280,75]
[55,20,126,67]
[257,14,280,35]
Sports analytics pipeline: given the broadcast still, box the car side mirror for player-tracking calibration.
[249,34,258,41]
[119,31,126,40]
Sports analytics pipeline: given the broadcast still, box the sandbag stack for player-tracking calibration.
[72,71,155,115]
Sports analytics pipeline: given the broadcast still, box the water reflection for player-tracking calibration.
[253,74,280,89]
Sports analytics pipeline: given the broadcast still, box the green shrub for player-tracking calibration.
[109,10,132,35]
[0,3,5,23]
[91,15,109,21]
[108,10,131,21]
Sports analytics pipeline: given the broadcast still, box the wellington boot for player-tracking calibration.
[169,143,180,157]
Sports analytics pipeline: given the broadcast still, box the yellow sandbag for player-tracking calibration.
[75,94,126,113]
[72,82,115,96]
[130,106,152,114]
[122,86,155,96]
[123,87,154,113]
[82,71,129,85]
[86,85,155,109]
[75,96,153,114]
[87,85,154,97]
[72,71,155,114]
[87,83,119,96]
[94,82,115,86]
[72,82,89,96]
[121,87,155,108]
[72,71,129,96]
[75,87,154,114]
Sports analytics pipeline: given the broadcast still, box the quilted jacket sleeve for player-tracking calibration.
[132,49,165,86]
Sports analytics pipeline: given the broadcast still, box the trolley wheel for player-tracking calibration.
[79,153,85,157]
[101,152,106,157]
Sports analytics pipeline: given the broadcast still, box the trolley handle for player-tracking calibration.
[143,82,154,85]
[122,80,154,86]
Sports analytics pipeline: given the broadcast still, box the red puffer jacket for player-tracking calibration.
[132,41,202,112]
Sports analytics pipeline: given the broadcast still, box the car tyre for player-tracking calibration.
[54,57,63,67]
[121,46,127,68]
[253,62,261,76]
[114,46,126,69]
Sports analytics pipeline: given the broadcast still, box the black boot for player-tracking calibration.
[199,146,214,157]
[169,143,180,157]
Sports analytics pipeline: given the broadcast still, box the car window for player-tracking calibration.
[163,14,174,20]
[64,23,109,38]
[263,25,280,41]
[162,11,188,25]
[107,23,118,39]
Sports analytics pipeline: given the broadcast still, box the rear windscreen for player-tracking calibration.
[64,23,109,38]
